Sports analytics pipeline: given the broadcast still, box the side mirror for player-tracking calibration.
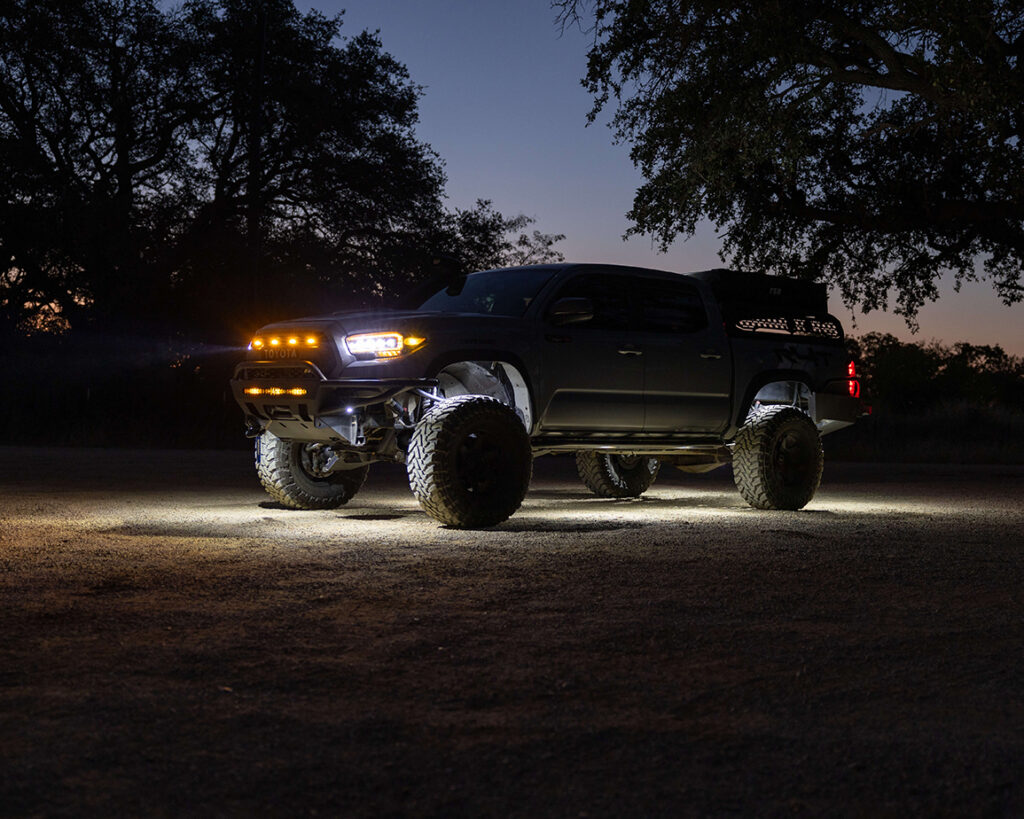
[548,296,594,325]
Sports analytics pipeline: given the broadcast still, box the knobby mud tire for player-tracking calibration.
[733,405,823,510]
[407,395,532,528]
[255,432,368,510]
[575,452,660,499]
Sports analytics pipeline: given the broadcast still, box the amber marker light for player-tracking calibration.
[250,338,264,350]
[269,337,281,347]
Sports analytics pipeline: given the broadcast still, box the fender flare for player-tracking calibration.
[425,350,537,432]
[735,369,815,428]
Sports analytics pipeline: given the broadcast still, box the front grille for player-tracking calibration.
[239,366,318,380]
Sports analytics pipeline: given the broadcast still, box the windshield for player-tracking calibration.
[412,267,557,317]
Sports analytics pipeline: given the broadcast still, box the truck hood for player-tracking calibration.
[258,309,523,337]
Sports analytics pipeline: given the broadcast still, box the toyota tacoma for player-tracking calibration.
[231,264,862,527]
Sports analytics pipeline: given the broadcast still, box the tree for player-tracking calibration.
[0,0,206,332]
[849,331,1024,410]
[0,0,565,339]
[446,199,565,272]
[556,0,1024,319]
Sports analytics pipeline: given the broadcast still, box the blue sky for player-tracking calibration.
[300,0,1023,354]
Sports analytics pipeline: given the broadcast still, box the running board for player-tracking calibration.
[532,439,729,456]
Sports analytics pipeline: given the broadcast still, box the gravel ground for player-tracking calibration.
[1,446,1022,817]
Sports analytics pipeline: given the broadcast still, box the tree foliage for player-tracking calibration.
[556,0,1024,318]
[848,332,1024,410]
[0,0,563,340]
[447,199,565,273]
[0,0,206,332]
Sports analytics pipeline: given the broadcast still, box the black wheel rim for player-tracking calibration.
[774,428,813,487]
[455,430,507,495]
[298,444,333,479]
[614,454,642,470]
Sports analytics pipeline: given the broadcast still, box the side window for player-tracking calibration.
[637,277,708,333]
[548,274,633,330]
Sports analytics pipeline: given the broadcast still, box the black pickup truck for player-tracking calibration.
[231,264,862,527]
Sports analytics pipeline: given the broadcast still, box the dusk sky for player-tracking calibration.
[302,0,1023,355]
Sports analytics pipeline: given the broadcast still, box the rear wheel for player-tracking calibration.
[255,432,368,509]
[576,452,660,498]
[407,395,532,528]
[733,405,823,510]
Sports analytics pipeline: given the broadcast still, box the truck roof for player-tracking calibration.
[487,263,830,316]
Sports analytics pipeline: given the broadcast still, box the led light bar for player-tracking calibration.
[243,387,308,397]
[249,334,320,351]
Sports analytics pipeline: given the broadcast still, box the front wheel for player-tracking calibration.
[255,432,368,509]
[575,452,660,498]
[407,395,532,528]
[733,405,823,510]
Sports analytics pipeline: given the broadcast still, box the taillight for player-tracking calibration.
[847,360,860,398]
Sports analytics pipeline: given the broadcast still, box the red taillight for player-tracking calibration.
[847,360,860,398]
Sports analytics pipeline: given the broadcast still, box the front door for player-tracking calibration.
[535,272,645,432]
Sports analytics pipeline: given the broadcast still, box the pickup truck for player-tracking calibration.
[230,263,862,527]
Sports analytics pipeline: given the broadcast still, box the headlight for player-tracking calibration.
[345,332,425,359]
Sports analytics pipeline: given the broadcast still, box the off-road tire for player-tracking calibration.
[575,452,660,498]
[407,395,532,528]
[255,432,368,509]
[733,405,823,510]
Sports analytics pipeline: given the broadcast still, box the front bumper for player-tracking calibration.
[231,360,437,444]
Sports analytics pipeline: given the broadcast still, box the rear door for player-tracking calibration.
[634,275,733,434]
[534,272,645,432]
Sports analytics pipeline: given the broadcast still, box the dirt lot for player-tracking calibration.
[1,446,1022,817]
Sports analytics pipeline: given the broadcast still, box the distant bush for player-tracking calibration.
[829,334,1024,463]
[826,401,1024,464]
[847,333,1024,413]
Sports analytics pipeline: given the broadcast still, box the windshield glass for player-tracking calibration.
[412,267,557,317]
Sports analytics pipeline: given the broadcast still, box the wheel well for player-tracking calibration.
[741,378,813,423]
[435,360,534,432]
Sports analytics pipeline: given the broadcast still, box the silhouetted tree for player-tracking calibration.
[174,0,454,334]
[850,332,1024,411]
[446,200,565,272]
[0,0,565,340]
[556,1,1024,319]
[0,0,206,332]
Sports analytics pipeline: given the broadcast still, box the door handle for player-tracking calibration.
[700,349,723,360]
[617,346,643,356]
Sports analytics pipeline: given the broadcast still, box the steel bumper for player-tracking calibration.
[231,360,437,442]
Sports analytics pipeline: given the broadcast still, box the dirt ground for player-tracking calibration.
[1,446,1022,817]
